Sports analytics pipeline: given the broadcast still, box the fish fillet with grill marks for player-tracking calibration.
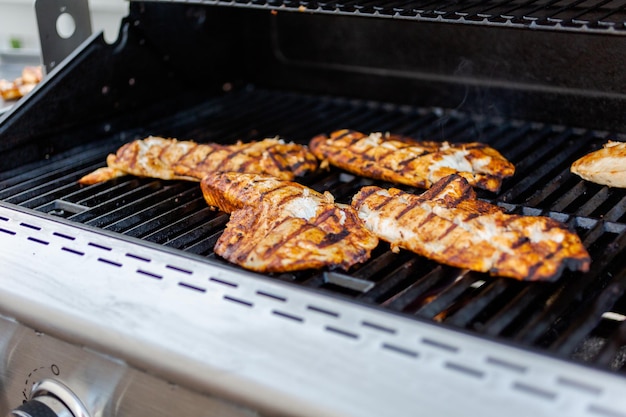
[200,172,379,273]
[78,136,318,185]
[310,129,515,192]
[571,140,626,188]
[352,174,590,281]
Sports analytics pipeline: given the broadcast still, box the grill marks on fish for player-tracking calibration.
[200,173,379,273]
[78,136,319,185]
[310,129,515,192]
[352,174,590,281]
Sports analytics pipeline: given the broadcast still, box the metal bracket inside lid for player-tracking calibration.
[35,0,92,74]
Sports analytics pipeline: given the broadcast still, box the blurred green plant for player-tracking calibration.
[9,37,22,49]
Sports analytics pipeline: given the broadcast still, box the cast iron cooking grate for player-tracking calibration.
[2,87,626,374]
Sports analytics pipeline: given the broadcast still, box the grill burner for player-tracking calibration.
[2,87,626,375]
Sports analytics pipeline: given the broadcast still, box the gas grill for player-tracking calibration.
[2,1,626,416]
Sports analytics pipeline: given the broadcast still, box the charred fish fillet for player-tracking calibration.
[79,136,318,184]
[352,174,590,281]
[201,173,379,273]
[571,140,626,188]
[310,129,515,192]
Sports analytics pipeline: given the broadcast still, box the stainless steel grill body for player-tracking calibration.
[2,205,626,417]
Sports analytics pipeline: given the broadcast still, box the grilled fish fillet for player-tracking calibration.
[310,129,515,192]
[352,174,590,281]
[200,172,379,273]
[79,136,318,185]
[571,141,626,187]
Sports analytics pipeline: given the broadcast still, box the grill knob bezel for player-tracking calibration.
[9,379,90,417]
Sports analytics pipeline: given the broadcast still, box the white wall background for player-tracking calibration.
[0,0,128,52]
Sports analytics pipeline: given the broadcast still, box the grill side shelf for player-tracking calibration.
[1,204,626,417]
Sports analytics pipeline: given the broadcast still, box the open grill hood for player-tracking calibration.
[2,1,626,416]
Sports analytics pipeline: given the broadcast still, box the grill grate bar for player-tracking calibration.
[381,265,462,311]
[443,280,512,329]
[179,229,225,255]
[1,161,103,206]
[486,122,535,161]
[0,143,110,185]
[576,186,615,217]
[495,125,555,165]
[551,282,626,356]
[604,195,626,223]
[170,91,266,141]
[351,249,414,281]
[169,89,307,144]
[141,206,222,245]
[386,111,442,139]
[480,284,549,337]
[102,186,203,233]
[592,0,626,25]
[593,319,626,369]
[544,0,601,23]
[415,272,476,320]
[514,222,626,346]
[550,180,599,213]
[525,166,583,210]
[240,94,332,137]
[255,96,342,140]
[515,135,597,205]
[515,0,570,22]
[357,256,430,303]
[86,183,201,229]
[67,181,165,223]
[501,128,588,202]
[125,203,215,241]
[568,0,615,24]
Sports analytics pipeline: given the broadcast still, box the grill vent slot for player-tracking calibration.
[381,343,419,358]
[223,295,254,307]
[512,382,557,401]
[588,404,626,417]
[485,356,527,373]
[444,362,485,379]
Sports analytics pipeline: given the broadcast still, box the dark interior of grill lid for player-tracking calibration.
[2,0,626,375]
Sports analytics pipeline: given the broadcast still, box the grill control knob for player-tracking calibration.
[8,379,90,417]
[10,396,71,417]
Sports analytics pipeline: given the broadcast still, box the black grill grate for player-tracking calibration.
[181,0,626,31]
[3,87,626,374]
